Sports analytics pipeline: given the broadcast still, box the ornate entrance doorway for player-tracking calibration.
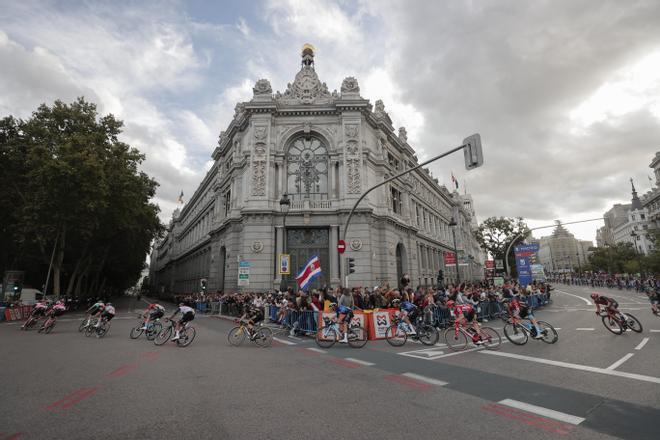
[287,228,329,290]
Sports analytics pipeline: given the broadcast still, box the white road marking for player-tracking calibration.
[554,328,562,330]
[481,351,660,384]
[287,335,303,341]
[306,347,326,354]
[498,399,585,425]
[650,330,660,333]
[273,337,297,346]
[402,372,448,386]
[398,347,446,360]
[575,328,594,331]
[635,337,650,350]
[554,290,592,305]
[344,358,375,366]
[606,353,635,370]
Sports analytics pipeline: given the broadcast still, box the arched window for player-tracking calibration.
[287,136,328,200]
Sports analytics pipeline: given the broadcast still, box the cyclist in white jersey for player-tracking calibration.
[169,303,195,341]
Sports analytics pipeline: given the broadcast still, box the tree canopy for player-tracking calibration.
[474,216,530,275]
[0,98,163,297]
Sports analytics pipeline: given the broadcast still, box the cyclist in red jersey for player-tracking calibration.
[507,297,543,338]
[141,303,165,330]
[447,300,482,341]
[590,293,619,317]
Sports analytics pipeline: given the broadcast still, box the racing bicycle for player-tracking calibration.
[84,317,111,338]
[444,318,501,351]
[599,309,643,335]
[130,316,163,341]
[315,316,368,348]
[385,314,439,347]
[503,316,558,345]
[38,315,58,334]
[154,318,196,347]
[228,319,273,348]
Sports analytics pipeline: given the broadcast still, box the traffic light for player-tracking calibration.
[200,278,207,291]
[437,270,444,284]
[347,258,356,274]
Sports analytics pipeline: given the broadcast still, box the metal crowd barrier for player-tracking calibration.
[265,305,319,335]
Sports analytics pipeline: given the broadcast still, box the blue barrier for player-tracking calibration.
[267,306,318,335]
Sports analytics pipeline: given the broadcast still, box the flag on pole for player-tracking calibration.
[451,172,459,190]
[177,190,184,204]
[295,255,322,290]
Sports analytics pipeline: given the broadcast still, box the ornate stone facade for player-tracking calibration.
[150,46,484,295]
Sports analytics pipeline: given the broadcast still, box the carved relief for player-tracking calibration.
[398,126,408,142]
[252,79,272,96]
[344,124,359,139]
[254,126,267,141]
[346,158,361,194]
[340,77,360,94]
[276,66,331,104]
[251,160,266,196]
[346,141,359,155]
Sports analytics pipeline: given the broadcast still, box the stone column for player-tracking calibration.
[329,225,340,287]
[274,225,283,287]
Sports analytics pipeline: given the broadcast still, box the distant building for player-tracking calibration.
[537,222,593,272]
[149,45,484,295]
[641,151,660,232]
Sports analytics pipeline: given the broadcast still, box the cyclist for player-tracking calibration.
[22,299,49,329]
[507,296,543,338]
[239,305,264,339]
[446,300,483,344]
[141,303,165,330]
[96,302,116,327]
[329,302,353,343]
[41,300,66,330]
[645,288,659,316]
[169,303,195,341]
[393,298,417,335]
[84,300,105,326]
[591,293,621,318]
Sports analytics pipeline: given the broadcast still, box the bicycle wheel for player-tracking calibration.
[130,324,144,339]
[444,327,468,351]
[253,327,273,348]
[347,326,368,348]
[417,324,439,346]
[623,313,643,333]
[154,326,172,345]
[385,324,407,347]
[315,326,337,348]
[146,322,162,341]
[84,321,96,337]
[479,327,501,350]
[228,327,246,346]
[504,322,528,345]
[97,321,110,338]
[78,319,88,332]
[44,321,55,334]
[537,321,558,344]
[177,326,196,347]
[602,316,623,335]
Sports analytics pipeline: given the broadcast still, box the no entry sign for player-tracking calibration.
[337,240,346,254]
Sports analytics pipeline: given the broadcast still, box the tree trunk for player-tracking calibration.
[90,246,110,295]
[65,258,83,296]
[74,258,92,296]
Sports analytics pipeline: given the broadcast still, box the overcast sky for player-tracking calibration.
[2,0,660,242]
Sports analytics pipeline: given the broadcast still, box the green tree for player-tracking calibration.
[0,98,163,296]
[586,242,640,274]
[474,217,530,276]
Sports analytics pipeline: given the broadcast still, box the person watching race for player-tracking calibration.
[22,300,48,329]
[507,296,543,338]
[97,302,116,327]
[446,300,483,344]
[329,302,353,343]
[141,303,165,330]
[392,298,417,335]
[168,303,195,341]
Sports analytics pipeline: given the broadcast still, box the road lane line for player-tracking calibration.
[635,337,650,350]
[306,347,326,354]
[482,404,572,435]
[272,337,296,346]
[498,399,585,425]
[575,328,594,331]
[481,351,660,384]
[554,290,592,305]
[344,358,375,366]
[401,372,448,386]
[606,353,635,370]
[329,358,362,369]
[650,329,660,333]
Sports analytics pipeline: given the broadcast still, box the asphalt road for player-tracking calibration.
[1,285,659,440]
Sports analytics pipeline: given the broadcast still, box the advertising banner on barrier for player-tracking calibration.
[317,311,366,340]
[371,310,395,339]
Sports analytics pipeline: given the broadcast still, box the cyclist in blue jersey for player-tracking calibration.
[392,299,416,335]
[329,303,353,343]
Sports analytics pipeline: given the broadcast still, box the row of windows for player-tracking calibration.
[413,200,452,242]
[180,210,212,250]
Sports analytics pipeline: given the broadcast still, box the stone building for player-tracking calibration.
[149,45,484,295]
[641,151,660,233]
[537,222,593,272]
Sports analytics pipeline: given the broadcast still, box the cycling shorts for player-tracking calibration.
[50,309,65,317]
[32,308,46,317]
[149,310,164,320]
[250,313,264,323]
[179,311,195,324]
[89,307,102,315]
[101,311,115,321]
[338,311,353,325]
[461,310,476,322]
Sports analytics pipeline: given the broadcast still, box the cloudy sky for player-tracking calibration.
[2,0,660,242]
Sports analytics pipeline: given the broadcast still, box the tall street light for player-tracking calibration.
[279,193,291,292]
[449,217,461,284]
[630,231,644,277]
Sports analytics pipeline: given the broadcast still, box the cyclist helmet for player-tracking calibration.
[590,293,599,300]
[329,302,338,309]
[391,299,400,305]
[106,302,112,306]
[446,300,455,308]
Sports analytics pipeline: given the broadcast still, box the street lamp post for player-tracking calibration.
[279,193,291,292]
[449,217,461,284]
[630,231,644,277]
